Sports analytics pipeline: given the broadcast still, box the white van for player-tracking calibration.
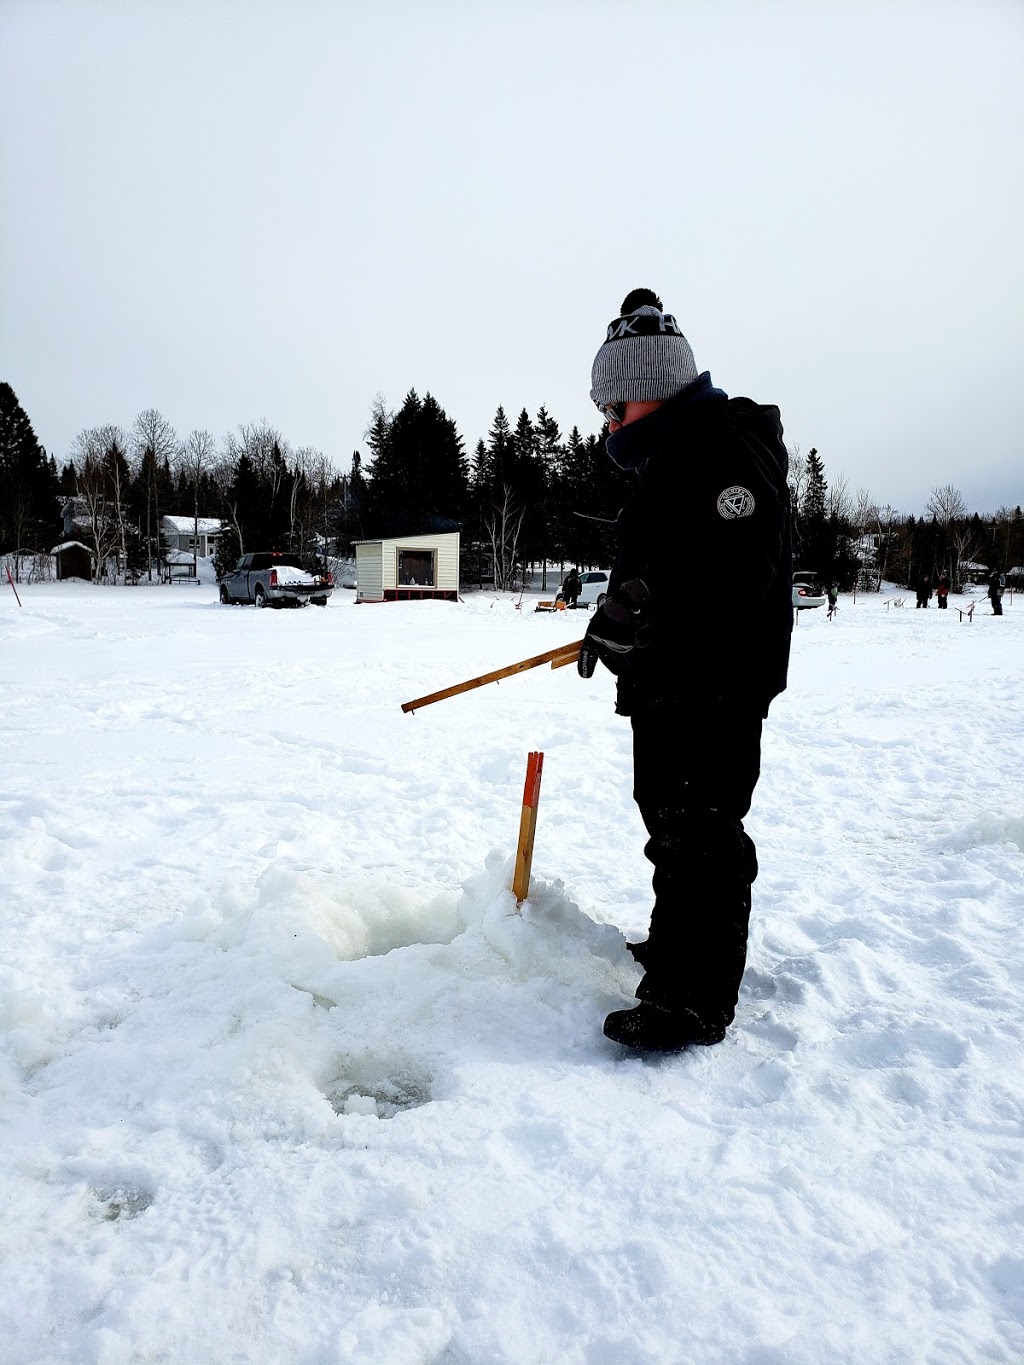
[556,570,610,608]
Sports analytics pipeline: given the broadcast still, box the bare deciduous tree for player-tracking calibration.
[786,443,806,511]
[926,484,968,526]
[949,524,982,592]
[212,448,246,561]
[926,485,973,589]
[227,420,289,489]
[875,504,901,585]
[485,486,526,591]
[291,446,336,566]
[104,430,132,578]
[852,488,879,536]
[132,409,178,582]
[178,430,217,576]
[71,426,123,582]
[828,471,852,523]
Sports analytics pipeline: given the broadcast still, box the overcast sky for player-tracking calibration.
[2,0,1021,513]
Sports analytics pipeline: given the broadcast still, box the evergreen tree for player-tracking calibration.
[0,383,60,565]
[362,390,468,536]
[796,447,832,577]
[474,405,513,501]
[553,425,589,565]
[469,438,489,508]
[421,393,469,523]
[509,408,547,573]
[532,405,563,584]
[342,450,367,547]
[548,425,627,570]
[803,448,828,521]
[577,432,623,567]
[267,440,292,546]
[365,394,392,467]
[534,406,562,463]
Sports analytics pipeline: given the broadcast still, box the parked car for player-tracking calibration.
[792,572,826,609]
[555,570,610,608]
[218,552,334,608]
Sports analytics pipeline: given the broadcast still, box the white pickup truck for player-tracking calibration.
[218,552,334,608]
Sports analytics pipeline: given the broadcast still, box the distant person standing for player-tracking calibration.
[915,574,932,608]
[826,582,839,619]
[562,567,582,609]
[935,572,950,609]
[988,570,1004,616]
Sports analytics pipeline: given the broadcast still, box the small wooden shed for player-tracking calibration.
[51,541,95,581]
[354,531,460,603]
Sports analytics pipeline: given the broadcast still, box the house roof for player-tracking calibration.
[161,516,222,534]
[353,531,460,548]
[50,541,95,556]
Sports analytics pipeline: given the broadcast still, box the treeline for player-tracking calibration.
[789,446,1024,591]
[361,390,628,586]
[2,381,1021,590]
[0,382,357,583]
[0,382,631,587]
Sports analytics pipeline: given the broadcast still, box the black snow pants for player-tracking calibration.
[628,698,762,1033]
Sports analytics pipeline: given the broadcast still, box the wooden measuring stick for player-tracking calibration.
[401,640,583,713]
[549,648,580,669]
[512,750,544,904]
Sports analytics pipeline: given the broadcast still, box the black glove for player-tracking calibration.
[577,633,600,679]
[577,578,651,678]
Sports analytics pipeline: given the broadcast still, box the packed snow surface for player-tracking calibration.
[1,581,1022,1364]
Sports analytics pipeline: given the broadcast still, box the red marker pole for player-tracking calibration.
[6,565,23,607]
[512,751,544,905]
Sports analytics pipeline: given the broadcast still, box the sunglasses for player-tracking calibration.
[596,401,626,426]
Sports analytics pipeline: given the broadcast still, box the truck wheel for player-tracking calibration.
[255,586,267,609]
[219,584,231,604]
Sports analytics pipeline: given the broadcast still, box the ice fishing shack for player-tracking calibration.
[354,531,461,603]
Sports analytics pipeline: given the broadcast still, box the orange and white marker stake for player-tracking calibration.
[512,751,544,905]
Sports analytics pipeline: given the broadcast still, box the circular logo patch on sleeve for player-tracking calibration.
[717,486,755,519]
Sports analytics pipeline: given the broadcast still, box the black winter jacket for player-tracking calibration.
[601,373,793,717]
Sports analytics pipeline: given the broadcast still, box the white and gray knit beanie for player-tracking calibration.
[590,288,698,406]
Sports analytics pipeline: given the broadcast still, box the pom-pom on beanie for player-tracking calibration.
[590,287,698,407]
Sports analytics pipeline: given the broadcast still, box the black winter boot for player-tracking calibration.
[603,1001,727,1052]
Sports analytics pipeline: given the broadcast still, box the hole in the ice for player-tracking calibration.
[325,1066,434,1119]
[92,1185,155,1221]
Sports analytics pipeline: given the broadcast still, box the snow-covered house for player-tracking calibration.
[60,497,96,539]
[960,560,990,584]
[160,516,222,560]
[354,531,460,603]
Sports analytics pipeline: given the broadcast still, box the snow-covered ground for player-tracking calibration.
[1,580,1021,1365]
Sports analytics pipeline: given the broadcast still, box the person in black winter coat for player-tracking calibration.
[578,288,793,1053]
[988,571,1004,615]
[561,567,582,609]
[916,574,932,608]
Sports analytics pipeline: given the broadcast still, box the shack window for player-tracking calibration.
[398,549,435,586]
